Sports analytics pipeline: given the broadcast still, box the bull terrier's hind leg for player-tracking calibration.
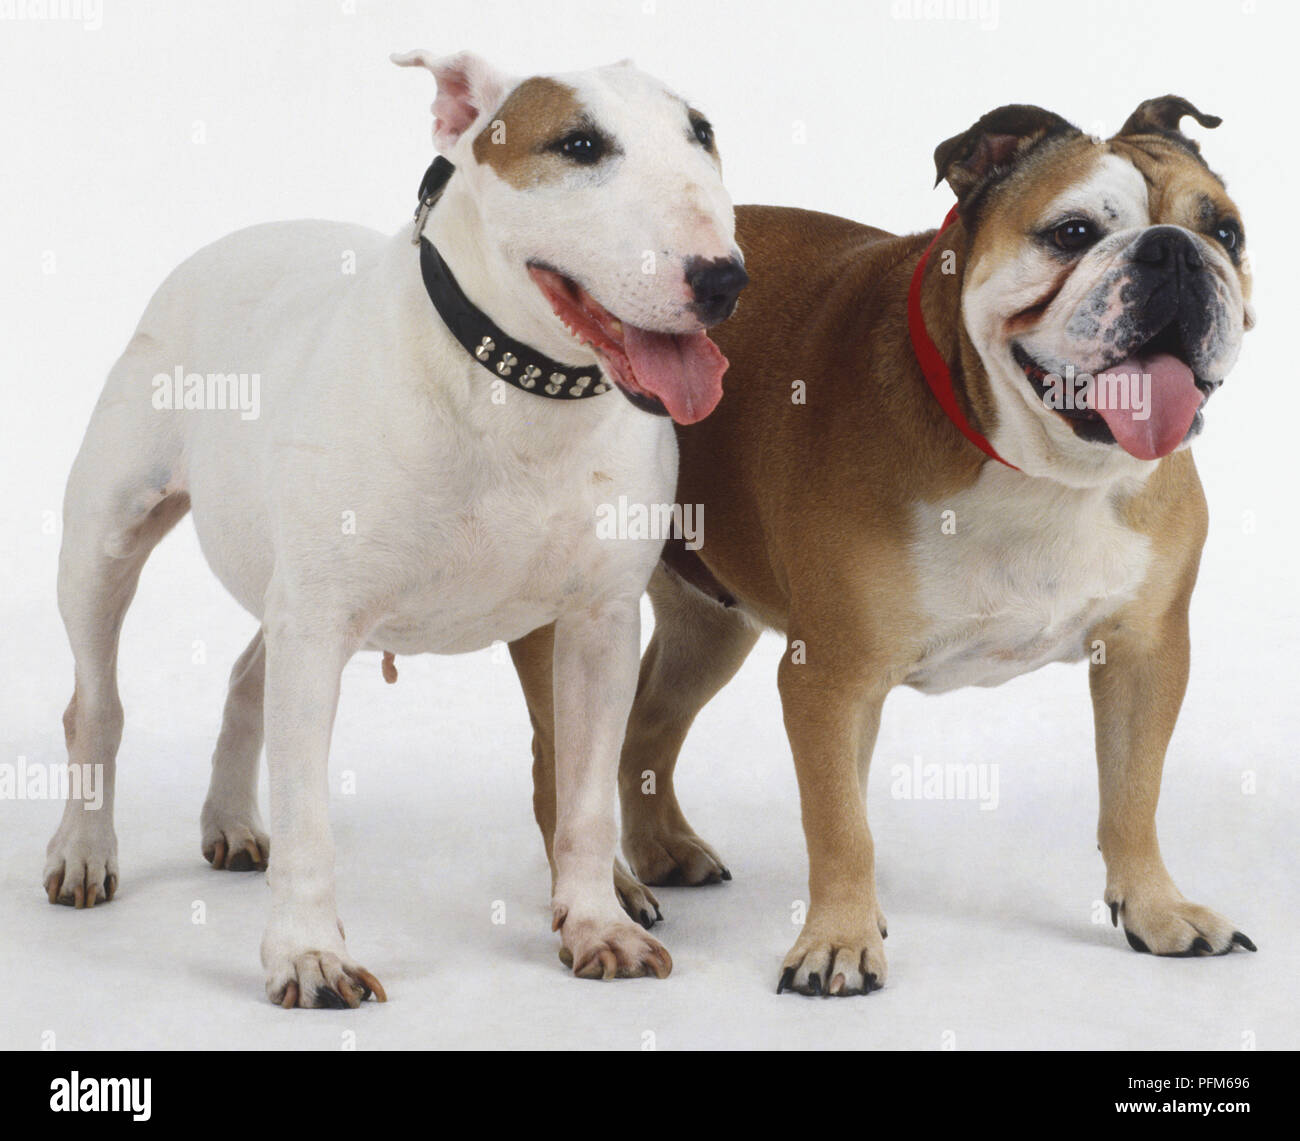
[201,628,270,871]
[45,384,190,907]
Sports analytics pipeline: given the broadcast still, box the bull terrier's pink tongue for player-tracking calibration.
[1094,351,1203,461]
[623,326,728,425]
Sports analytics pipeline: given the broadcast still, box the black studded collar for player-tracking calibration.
[412,157,612,402]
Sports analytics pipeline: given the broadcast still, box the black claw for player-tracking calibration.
[1232,931,1258,953]
[1191,936,1213,956]
[1109,901,1119,928]
[881,928,888,940]
[314,986,348,1010]
[638,909,653,930]
[653,905,663,922]
[865,973,881,993]
[721,868,732,882]
[226,849,254,872]
[777,967,795,995]
[1125,929,1152,954]
[808,972,822,997]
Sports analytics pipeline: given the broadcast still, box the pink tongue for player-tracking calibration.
[1093,351,1203,461]
[622,326,728,425]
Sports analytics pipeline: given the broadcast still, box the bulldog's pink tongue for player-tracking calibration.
[623,326,728,425]
[1094,351,1203,461]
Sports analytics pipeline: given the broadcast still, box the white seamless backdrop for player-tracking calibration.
[1,0,1295,1050]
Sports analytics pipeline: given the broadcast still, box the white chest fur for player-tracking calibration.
[904,466,1152,693]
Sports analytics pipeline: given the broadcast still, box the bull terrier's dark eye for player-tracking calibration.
[1213,219,1242,252]
[690,114,714,150]
[552,131,605,164]
[1052,218,1099,252]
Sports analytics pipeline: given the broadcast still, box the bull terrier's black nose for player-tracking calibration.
[1132,226,1204,273]
[686,256,749,325]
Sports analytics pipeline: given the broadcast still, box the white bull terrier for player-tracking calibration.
[44,49,746,1007]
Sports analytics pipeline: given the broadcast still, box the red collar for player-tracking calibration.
[907,204,1020,472]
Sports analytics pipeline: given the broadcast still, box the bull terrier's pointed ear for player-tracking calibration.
[933,104,1078,200]
[1119,95,1221,139]
[391,49,509,154]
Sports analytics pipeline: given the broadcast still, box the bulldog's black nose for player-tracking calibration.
[1132,226,1204,273]
[686,256,748,325]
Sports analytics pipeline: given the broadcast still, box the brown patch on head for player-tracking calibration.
[961,134,1108,281]
[470,76,589,188]
[1108,135,1230,226]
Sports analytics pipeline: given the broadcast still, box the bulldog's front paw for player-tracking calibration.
[200,801,269,872]
[262,925,386,1009]
[1107,882,1256,956]
[553,904,673,980]
[44,816,118,908]
[623,824,730,886]
[778,911,888,997]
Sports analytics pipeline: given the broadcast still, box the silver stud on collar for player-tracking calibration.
[569,375,593,396]
[474,336,495,361]
[545,371,565,395]
[592,382,610,394]
[520,364,541,389]
[411,196,437,245]
[496,352,518,376]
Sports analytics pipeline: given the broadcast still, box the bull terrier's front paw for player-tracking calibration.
[777,911,888,997]
[623,824,730,886]
[553,904,673,980]
[613,859,662,929]
[262,925,387,1009]
[200,801,269,871]
[44,817,118,908]
[1107,882,1256,957]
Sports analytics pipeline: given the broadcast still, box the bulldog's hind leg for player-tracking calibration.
[617,564,759,887]
[45,383,190,907]
[200,628,270,871]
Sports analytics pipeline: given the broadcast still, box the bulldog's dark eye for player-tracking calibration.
[1214,219,1242,252]
[1052,218,1099,252]
[690,114,714,150]
[552,131,605,165]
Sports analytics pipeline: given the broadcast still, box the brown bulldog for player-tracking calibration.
[510,96,1257,993]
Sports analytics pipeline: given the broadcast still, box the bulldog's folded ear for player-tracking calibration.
[391,49,510,154]
[1119,95,1221,138]
[934,104,1078,200]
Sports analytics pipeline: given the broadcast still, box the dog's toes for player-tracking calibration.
[266,950,385,1010]
[556,911,672,982]
[779,923,887,998]
[201,808,270,872]
[1113,891,1250,957]
[43,835,117,909]
[624,828,730,888]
